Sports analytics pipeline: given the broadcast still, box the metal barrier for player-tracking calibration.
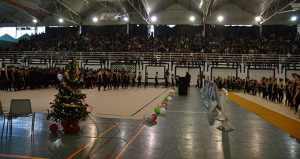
[0,51,300,64]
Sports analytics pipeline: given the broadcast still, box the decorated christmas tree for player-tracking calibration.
[48,59,89,134]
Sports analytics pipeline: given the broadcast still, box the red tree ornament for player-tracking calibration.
[61,120,68,128]
[70,121,78,127]
[72,125,80,133]
[49,124,58,133]
[64,127,73,134]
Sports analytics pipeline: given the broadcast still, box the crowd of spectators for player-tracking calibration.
[0,31,299,55]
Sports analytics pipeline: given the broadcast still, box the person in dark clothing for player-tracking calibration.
[144,72,148,88]
[113,70,117,89]
[171,74,175,87]
[197,75,200,88]
[137,72,142,88]
[0,64,8,91]
[272,78,278,103]
[102,70,107,91]
[278,78,284,103]
[175,75,179,87]
[97,69,103,91]
[244,77,250,94]
[185,72,191,88]
[131,72,136,87]
[200,71,205,88]
[164,74,169,88]
[268,78,273,100]
[155,72,158,88]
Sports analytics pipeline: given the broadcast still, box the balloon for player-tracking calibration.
[49,124,58,133]
[167,96,172,101]
[152,114,157,121]
[154,107,160,114]
[157,103,163,108]
[64,127,73,134]
[148,115,154,122]
[70,121,78,127]
[162,102,167,107]
[143,114,149,121]
[61,120,68,128]
[169,92,174,96]
[164,97,168,101]
[174,90,178,94]
[72,125,80,133]
[172,88,175,90]
[160,108,166,114]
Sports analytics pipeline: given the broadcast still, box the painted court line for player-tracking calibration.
[105,122,142,158]
[153,129,288,138]
[131,89,169,117]
[0,154,47,159]
[115,125,146,159]
[168,110,218,114]
[86,130,121,159]
[67,125,116,159]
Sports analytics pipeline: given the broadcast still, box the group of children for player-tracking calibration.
[84,69,180,91]
[212,74,300,117]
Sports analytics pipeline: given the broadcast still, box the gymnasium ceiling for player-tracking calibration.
[0,0,299,26]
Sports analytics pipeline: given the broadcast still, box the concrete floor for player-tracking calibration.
[1,87,300,159]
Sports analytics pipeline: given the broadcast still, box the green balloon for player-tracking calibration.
[164,97,168,101]
[154,107,160,114]
[174,90,178,94]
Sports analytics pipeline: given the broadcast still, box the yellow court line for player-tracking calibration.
[115,125,146,159]
[67,125,116,159]
[228,92,300,140]
[0,154,47,159]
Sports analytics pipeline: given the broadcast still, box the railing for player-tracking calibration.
[0,51,300,64]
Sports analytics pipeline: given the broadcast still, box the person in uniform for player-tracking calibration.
[137,72,142,88]
[97,68,103,91]
[0,64,8,91]
[144,72,148,88]
[155,72,158,88]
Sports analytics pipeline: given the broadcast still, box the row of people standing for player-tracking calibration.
[94,69,181,91]
[0,64,59,91]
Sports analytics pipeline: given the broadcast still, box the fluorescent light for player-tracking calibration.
[255,16,261,21]
[124,17,129,22]
[151,16,157,22]
[93,17,98,22]
[190,16,195,21]
[33,19,37,23]
[217,16,223,22]
[168,25,175,28]
[291,16,297,21]
[59,18,64,23]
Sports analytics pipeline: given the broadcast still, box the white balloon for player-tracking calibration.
[157,103,162,108]
[148,115,154,122]
[167,96,172,101]
[143,114,149,121]
[160,108,166,114]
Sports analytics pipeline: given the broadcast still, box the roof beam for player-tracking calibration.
[96,0,126,1]
[127,0,149,23]
[56,0,81,17]
[16,0,80,25]
[260,0,296,24]
[97,0,117,13]
[3,0,48,17]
